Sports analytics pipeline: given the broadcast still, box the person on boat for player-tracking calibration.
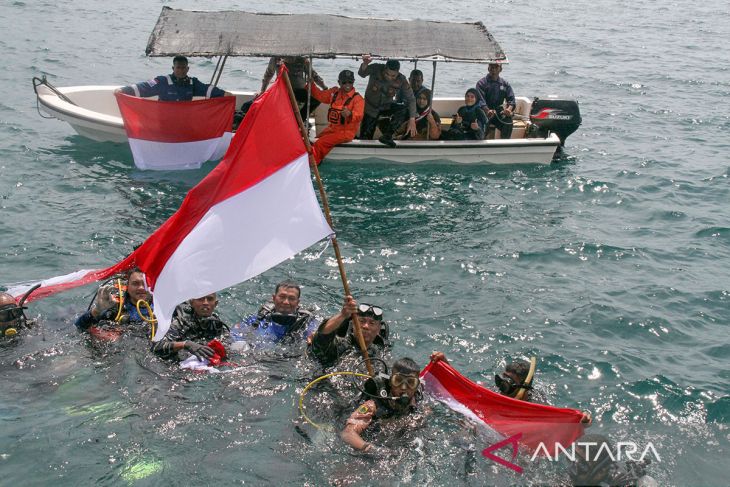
[394,88,441,140]
[308,295,391,369]
[258,56,328,122]
[0,291,33,338]
[115,55,233,101]
[340,357,424,454]
[357,55,417,147]
[396,69,426,102]
[568,433,657,487]
[443,88,488,140]
[475,63,516,139]
[74,267,153,332]
[150,293,229,361]
[306,69,364,165]
[229,280,317,344]
[430,352,592,424]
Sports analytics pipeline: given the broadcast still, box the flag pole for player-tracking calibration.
[280,69,374,377]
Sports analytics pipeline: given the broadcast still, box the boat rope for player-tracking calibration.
[298,371,371,431]
[32,76,78,119]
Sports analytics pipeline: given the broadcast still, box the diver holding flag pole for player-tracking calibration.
[279,66,374,377]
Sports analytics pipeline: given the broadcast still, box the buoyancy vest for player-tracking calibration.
[327,90,361,125]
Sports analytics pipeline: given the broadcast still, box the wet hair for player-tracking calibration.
[0,292,16,304]
[392,357,420,376]
[125,267,144,280]
[173,55,189,65]
[505,360,531,382]
[274,279,301,298]
[385,59,400,72]
[409,69,423,79]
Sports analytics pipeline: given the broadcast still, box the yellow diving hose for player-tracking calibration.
[135,298,157,340]
[298,371,372,430]
[113,278,125,322]
[514,357,537,401]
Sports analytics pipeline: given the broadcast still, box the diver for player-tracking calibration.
[74,267,154,335]
[0,289,36,338]
[230,280,317,344]
[568,434,658,487]
[431,352,592,424]
[308,295,391,369]
[341,357,424,453]
[150,293,229,361]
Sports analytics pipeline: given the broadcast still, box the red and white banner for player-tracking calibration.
[421,360,585,455]
[10,72,333,340]
[116,94,236,170]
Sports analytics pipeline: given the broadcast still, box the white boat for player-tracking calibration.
[33,10,581,165]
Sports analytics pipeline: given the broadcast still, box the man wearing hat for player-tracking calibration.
[307,70,365,165]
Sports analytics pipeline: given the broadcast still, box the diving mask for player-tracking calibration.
[390,373,420,390]
[357,304,383,320]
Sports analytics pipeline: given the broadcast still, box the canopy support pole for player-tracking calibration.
[281,69,374,377]
[209,56,223,85]
[212,55,228,89]
[427,61,437,141]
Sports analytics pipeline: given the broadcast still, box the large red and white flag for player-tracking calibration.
[421,360,585,456]
[10,73,333,340]
[116,94,236,170]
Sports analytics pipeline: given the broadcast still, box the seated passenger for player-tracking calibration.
[116,55,232,101]
[397,69,426,102]
[230,280,317,344]
[75,268,153,332]
[151,293,229,361]
[308,70,364,165]
[443,88,488,140]
[394,88,441,140]
[475,63,516,139]
[340,357,423,453]
[308,295,391,369]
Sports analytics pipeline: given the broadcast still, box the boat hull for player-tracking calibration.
[35,84,561,164]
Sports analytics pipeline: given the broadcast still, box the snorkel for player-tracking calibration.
[514,357,537,401]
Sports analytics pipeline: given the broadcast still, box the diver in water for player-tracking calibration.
[341,357,423,453]
[308,295,391,369]
[0,290,35,338]
[230,280,317,344]
[568,434,657,487]
[431,352,592,424]
[74,267,153,335]
[151,293,229,361]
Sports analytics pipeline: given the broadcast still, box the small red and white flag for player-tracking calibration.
[116,94,236,170]
[421,360,585,455]
[10,72,333,340]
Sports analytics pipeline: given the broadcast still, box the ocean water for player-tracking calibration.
[1,0,728,485]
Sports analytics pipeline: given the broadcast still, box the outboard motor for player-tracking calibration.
[529,96,581,145]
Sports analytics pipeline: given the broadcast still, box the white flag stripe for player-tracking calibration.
[128,132,232,171]
[6,268,100,298]
[151,154,333,339]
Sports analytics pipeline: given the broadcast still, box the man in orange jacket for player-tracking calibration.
[308,70,364,165]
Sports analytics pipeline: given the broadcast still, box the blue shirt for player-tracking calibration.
[230,311,318,343]
[122,74,225,101]
[475,75,516,111]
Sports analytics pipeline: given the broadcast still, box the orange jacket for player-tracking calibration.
[310,85,364,132]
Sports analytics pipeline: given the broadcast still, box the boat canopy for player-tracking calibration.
[146,7,507,64]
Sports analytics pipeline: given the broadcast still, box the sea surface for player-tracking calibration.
[1,0,728,485]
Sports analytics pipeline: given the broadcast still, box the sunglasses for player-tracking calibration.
[390,373,420,390]
[494,374,532,396]
[357,304,383,320]
[0,305,24,323]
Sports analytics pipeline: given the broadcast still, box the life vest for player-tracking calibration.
[327,90,360,125]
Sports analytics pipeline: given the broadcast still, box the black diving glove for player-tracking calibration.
[184,341,215,360]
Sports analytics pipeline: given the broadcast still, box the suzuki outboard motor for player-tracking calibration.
[529,97,581,145]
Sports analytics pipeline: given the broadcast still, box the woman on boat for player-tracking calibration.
[307,70,364,165]
[443,88,488,141]
[394,88,441,140]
